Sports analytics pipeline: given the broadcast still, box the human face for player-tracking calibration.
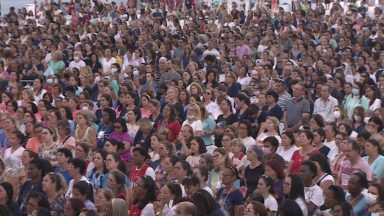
[190,140,200,155]
[238,123,248,138]
[41,128,53,143]
[162,105,171,117]
[221,167,235,185]
[104,141,117,153]
[107,175,117,190]
[27,163,41,179]
[150,136,159,151]
[158,143,169,157]
[324,188,338,208]
[0,186,8,202]
[221,135,232,150]
[264,165,277,180]
[27,197,39,215]
[162,157,174,173]
[347,174,362,196]
[298,132,310,147]
[159,185,172,203]
[76,114,87,125]
[219,100,229,113]
[132,151,144,166]
[244,203,256,216]
[365,141,377,156]
[42,174,55,193]
[21,151,33,166]
[105,154,118,171]
[93,152,105,168]
[95,191,109,209]
[283,177,292,195]
[256,178,268,194]
[299,164,313,185]
[213,152,226,168]
[174,162,186,178]
[64,202,75,216]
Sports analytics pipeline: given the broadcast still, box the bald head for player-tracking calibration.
[175,202,198,216]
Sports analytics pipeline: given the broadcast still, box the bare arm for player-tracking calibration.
[88,128,97,149]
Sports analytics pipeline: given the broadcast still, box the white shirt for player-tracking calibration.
[304,184,324,208]
[276,145,299,162]
[313,96,339,123]
[4,146,25,169]
[324,140,338,164]
[69,60,86,70]
[186,155,201,168]
[66,176,90,199]
[101,57,116,74]
[141,203,155,216]
[242,136,256,151]
[237,77,251,89]
[182,120,203,134]
[264,194,278,212]
[369,98,382,111]
[145,167,156,181]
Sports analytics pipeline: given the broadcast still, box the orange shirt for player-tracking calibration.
[25,137,40,153]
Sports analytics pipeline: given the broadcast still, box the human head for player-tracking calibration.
[190,189,219,215]
[174,201,198,216]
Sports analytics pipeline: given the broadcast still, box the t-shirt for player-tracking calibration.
[277,145,299,163]
[290,149,320,174]
[264,194,278,212]
[216,187,244,216]
[4,146,24,169]
[245,164,265,197]
[304,184,324,208]
[338,158,373,189]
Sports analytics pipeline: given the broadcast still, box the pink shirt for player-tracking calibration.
[338,158,372,190]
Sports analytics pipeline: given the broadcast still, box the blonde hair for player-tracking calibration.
[188,103,202,120]
[77,110,93,126]
[231,138,245,151]
[189,82,203,95]
[266,116,279,131]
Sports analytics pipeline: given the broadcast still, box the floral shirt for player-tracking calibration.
[50,194,66,216]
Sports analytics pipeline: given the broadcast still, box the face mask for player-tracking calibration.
[81,106,89,111]
[111,68,118,73]
[94,76,100,84]
[333,111,341,119]
[133,70,140,76]
[46,78,53,84]
[354,115,362,122]
[352,88,360,96]
[364,117,371,124]
[74,56,80,61]
[365,192,378,205]
[187,115,195,120]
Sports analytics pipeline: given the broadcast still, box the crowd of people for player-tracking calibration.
[0,0,384,215]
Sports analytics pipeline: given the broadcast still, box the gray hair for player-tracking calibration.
[248,145,264,163]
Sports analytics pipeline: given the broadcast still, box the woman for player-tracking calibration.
[352,106,366,134]
[156,104,181,142]
[129,175,157,216]
[68,97,81,120]
[322,185,346,214]
[164,87,185,121]
[313,128,331,157]
[57,120,76,151]
[95,189,114,216]
[362,139,384,182]
[0,114,18,155]
[72,181,96,210]
[276,131,299,164]
[59,106,75,133]
[179,89,190,112]
[140,94,152,118]
[279,199,303,216]
[109,118,133,162]
[129,147,155,182]
[215,99,239,146]
[203,70,220,89]
[237,120,256,150]
[226,72,242,97]
[235,93,251,121]
[39,126,60,165]
[97,108,116,149]
[256,116,281,146]
[244,200,267,216]
[346,172,369,216]
[42,172,67,216]
[203,87,220,120]
[284,174,308,216]
[20,150,39,184]
[105,153,130,187]
[333,105,346,127]
[46,51,65,75]
[0,91,12,112]
[116,91,139,119]
[64,198,86,216]
[75,110,97,149]
[182,103,203,136]
[191,189,224,216]
[5,100,18,117]
[175,125,194,158]
[265,159,285,203]
[331,132,349,176]
[96,94,113,124]
[299,160,324,215]
[256,175,278,215]
[288,130,320,174]
[108,170,128,201]
[244,145,265,198]
[154,183,182,216]
[198,103,216,149]
[365,85,381,111]
[230,138,248,170]
[3,130,25,169]
[0,182,21,216]
[186,137,207,168]
[151,141,175,173]
[156,155,179,190]
[208,148,231,195]
[215,166,244,216]
[33,77,47,104]
[149,99,162,129]
[309,154,334,190]
[309,114,325,131]
[88,149,109,190]
[149,133,163,162]
[344,82,369,119]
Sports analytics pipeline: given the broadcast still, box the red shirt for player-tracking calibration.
[290,149,320,174]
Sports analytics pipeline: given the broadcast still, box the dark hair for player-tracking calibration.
[33,207,50,216]
[135,176,156,210]
[60,106,73,120]
[107,153,127,174]
[334,201,353,216]
[29,159,47,177]
[73,181,95,202]
[299,130,314,144]
[352,171,369,189]
[199,154,214,171]
[236,92,250,105]
[247,191,264,203]
[310,114,325,128]
[100,93,113,107]
[69,158,87,175]
[327,185,345,203]
[266,90,279,102]
[6,100,18,112]
[182,175,200,187]
[57,120,71,135]
[279,199,303,216]
[190,137,207,155]
[370,183,384,202]
[191,189,220,215]
[286,174,305,200]
[106,138,125,151]
[57,148,73,160]
[281,131,295,145]
[309,153,332,175]
[238,120,253,137]
[265,159,285,179]
[263,136,279,152]
[27,192,50,210]
[339,123,352,135]
[114,118,128,132]
[369,116,383,132]
[110,170,126,199]
[67,198,85,216]
[313,128,326,142]
[24,149,39,161]
[10,130,25,145]
[166,182,182,206]
[196,166,210,182]
[28,102,39,114]
[103,107,116,122]
[0,182,13,204]
[259,175,275,195]
[301,160,318,179]
[350,139,361,154]
[132,147,150,160]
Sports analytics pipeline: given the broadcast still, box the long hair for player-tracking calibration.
[135,176,156,210]
[286,174,305,200]
[191,189,220,215]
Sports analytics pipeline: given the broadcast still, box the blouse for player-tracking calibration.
[290,149,320,174]
[39,142,60,161]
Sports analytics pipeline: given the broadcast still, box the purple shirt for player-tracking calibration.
[109,132,133,162]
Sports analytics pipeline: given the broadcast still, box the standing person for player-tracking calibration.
[215,166,244,216]
[42,172,67,216]
[313,84,339,123]
[284,82,310,132]
[299,160,324,216]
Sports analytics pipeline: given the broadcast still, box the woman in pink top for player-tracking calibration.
[140,93,152,118]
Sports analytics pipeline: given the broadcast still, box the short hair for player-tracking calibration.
[67,198,85,216]
[309,153,332,175]
[334,201,354,216]
[301,160,318,179]
[27,192,50,210]
[265,159,285,179]
[29,159,47,177]
[57,148,73,159]
[177,201,198,216]
[327,185,345,203]
[266,90,279,102]
[182,175,200,187]
[263,136,279,152]
[199,154,214,171]
[132,147,150,160]
[69,158,87,175]
[248,201,268,216]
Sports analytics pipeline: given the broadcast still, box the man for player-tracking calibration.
[175,202,198,216]
[160,59,181,85]
[155,57,168,83]
[313,84,339,123]
[284,81,310,132]
[273,78,292,110]
[54,148,73,184]
[337,140,372,190]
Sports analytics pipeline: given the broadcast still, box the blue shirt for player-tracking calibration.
[54,167,72,185]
